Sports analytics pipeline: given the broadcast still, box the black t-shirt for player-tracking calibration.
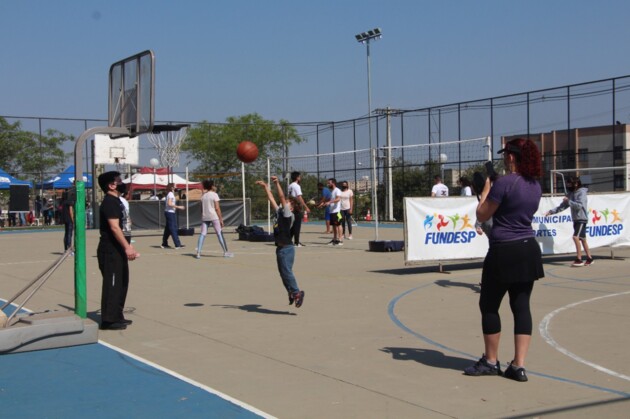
[274,205,294,247]
[99,194,124,250]
[62,189,76,223]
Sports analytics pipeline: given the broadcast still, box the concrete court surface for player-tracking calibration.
[0,223,629,418]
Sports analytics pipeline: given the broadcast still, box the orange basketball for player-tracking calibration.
[236,141,259,163]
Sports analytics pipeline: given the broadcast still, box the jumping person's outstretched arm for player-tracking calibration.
[256,179,279,211]
[272,176,288,208]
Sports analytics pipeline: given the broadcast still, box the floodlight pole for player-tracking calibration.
[356,28,382,223]
[366,40,373,151]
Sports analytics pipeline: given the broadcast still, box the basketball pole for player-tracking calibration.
[74,126,129,318]
[241,162,247,226]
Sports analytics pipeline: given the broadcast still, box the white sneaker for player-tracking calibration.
[224,252,234,258]
[195,254,201,259]
[348,235,353,240]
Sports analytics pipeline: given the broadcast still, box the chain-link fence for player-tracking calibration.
[3,74,630,221]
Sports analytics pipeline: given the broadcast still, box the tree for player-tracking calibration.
[0,117,71,181]
[182,113,304,176]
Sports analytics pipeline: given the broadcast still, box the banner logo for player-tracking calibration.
[423,212,476,244]
[588,208,623,237]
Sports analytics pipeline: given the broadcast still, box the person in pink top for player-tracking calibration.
[196,179,233,259]
[339,180,354,240]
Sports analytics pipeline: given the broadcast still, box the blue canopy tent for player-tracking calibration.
[37,165,93,189]
[0,168,32,189]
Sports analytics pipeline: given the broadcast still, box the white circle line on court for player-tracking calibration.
[98,340,277,419]
[539,290,630,382]
[388,287,630,397]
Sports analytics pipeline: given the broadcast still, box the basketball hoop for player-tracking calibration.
[147,124,190,169]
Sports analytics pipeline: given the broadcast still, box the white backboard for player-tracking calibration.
[94,134,140,165]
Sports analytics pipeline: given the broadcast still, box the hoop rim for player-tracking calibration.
[151,124,190,134]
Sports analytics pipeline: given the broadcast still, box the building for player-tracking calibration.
[503,124,629,193]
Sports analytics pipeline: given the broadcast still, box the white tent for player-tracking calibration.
[122,167,202,193]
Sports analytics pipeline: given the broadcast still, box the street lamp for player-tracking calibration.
[149,157,160,199]
[355,28,382,151]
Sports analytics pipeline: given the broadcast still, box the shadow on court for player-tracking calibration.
[380,347,472,372]
[213,304,297,316]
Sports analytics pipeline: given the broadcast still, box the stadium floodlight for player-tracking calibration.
[355,28,382,44]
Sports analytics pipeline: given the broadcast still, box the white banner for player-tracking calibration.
[404,193,630,264]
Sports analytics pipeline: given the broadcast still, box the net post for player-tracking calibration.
[371,147,379,240]
[267,157,272,232]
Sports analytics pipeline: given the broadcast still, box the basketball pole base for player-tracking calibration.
[0,311,98,355]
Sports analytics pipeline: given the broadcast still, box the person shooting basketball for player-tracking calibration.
[255,176,305,308]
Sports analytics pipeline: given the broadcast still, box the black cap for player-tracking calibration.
[497,143,521,155]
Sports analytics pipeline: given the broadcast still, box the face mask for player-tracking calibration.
[328,185,334,190]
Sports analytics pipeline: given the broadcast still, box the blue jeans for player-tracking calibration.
[341,210,353,235]
[162,212,181,247]
[276,245,299,294]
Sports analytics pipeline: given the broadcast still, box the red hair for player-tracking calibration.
[505,138,542,179]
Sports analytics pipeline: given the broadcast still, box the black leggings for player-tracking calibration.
[479,280,534,335]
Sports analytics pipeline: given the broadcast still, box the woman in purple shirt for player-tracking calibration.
[464,138,544,382]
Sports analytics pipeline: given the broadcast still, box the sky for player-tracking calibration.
[4,0,630,127]
[3,0,630,171]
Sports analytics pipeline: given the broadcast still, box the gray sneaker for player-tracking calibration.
[464,355,502,376]
[223,252,234,258]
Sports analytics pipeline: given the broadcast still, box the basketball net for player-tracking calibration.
[113,157,127,173]
[147,126,188,170]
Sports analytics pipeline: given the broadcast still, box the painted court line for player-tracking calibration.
[388,285,630,398]
[539,290,630,382]
[99,340,276,418]
[0,300,274,418]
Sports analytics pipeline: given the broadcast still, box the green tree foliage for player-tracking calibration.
[183,113,304,176]
[0,117,71,181]
[183,114,305,218]
[381,159,501,220]
[383,159,441,220]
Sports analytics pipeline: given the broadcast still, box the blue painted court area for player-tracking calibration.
[0,343,265,418]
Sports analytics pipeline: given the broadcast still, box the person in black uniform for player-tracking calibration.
[97,171,139,330]
[61,186,76,252]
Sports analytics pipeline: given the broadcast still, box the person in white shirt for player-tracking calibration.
[459,177,473,197]
[288,171,310,247]
[431,175,449,197]
[116,183,132,244]
[161,183,185,249]
[320,178,343,246]
[196,179,233,259]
